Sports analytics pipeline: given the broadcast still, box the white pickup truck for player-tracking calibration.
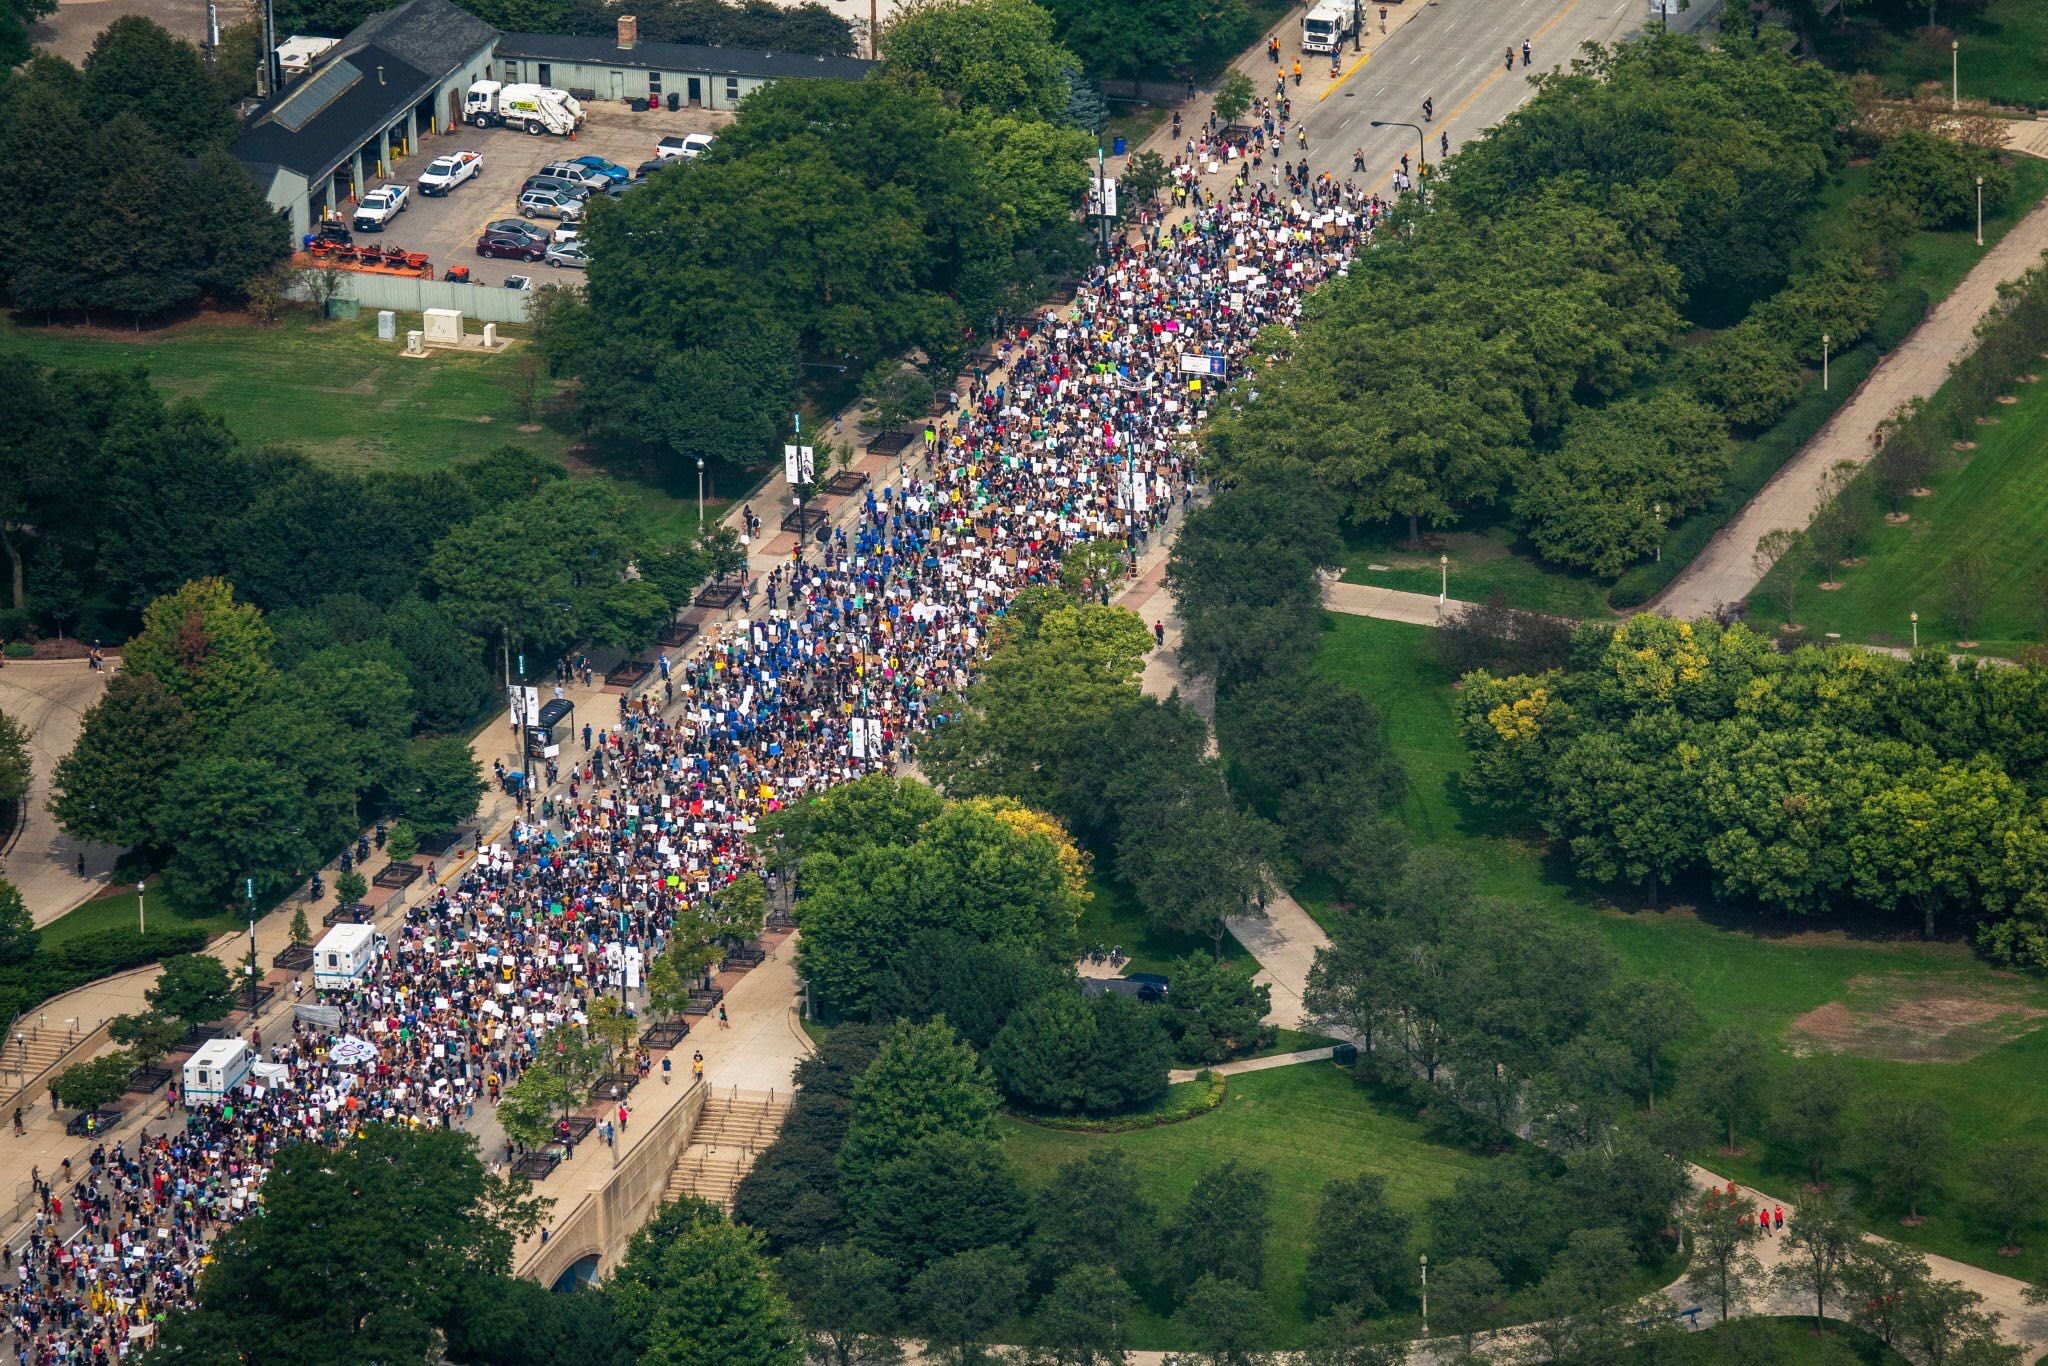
[352,183,410,231]
[417,151,482,196]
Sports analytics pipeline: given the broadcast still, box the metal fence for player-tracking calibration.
[289,271,535,324]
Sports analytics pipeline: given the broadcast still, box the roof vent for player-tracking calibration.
[377,64,385,84]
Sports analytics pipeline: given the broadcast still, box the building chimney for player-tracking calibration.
[618,14,637,50]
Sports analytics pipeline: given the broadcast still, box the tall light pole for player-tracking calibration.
[1420,1254,1429,1336]
[1653,503,1662,562]
[1952,39,1959,108]
[1438,553,1448,605]
[1976,175,1984,246]
[1822,333,1831,391]
[136,882,146,935]
[696,455,705,523]
[1911,611,1919,649]
[1370,118,1427,187]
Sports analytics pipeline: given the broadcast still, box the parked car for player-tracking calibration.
[518,189,584,221]
[505,275,536,290]
[656,132,715,161]
[477,231,545,262]
[351,183,409,230]
[521,174,592,200]
[605,178,648,200]
[570,155,630,184]
[551,224,580,245]
[486,218,549,246]
[416,151,482,195]
[635,158,666,179]
[537,160,610,191]
[544,240,588,269]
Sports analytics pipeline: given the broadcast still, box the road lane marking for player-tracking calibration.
[1318,50,1374,101]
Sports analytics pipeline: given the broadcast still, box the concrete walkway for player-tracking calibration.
[1652,209,2048,619]
[0,659,120,926]
[1167,1045,1336,1084]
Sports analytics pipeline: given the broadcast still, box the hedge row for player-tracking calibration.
[0,927,211,1033]
[1013,1070,1227,1133]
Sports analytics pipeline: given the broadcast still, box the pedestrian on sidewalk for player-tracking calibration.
[661,1055,671,1085]
[716,1003,729,1030]
[1773,1205,1784,1233]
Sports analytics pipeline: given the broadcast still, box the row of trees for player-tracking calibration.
[0,21,287,319]
[1454,614,2048,963]
[1203,33,2009,583]
[49,577,484,909]
[1756,261,2048,644]
[553,0,1094,475]
[277,0,852,54]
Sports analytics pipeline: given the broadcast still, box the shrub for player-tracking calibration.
[1690,321,1801,428]
[1871,285,1929,352]
[383,822,419,863]
[1872,130,2010,230]
[0,927,209,1031]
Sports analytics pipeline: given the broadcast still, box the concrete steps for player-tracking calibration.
[665,1091,790,1212]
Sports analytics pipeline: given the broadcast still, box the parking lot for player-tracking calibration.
[357,101,729,286]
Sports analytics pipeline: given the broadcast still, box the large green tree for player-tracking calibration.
[155,1126,548,1360]
[838,1017,999,1193]
[606,1199,804,1366]
[881,0,1077,121]
[80,16,234,155]
[121,577,278,741]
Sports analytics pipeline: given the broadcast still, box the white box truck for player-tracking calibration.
[183,1039,252,1108]
[1301,0,1358,53]
[465,81,584,137]
[313,923,384,992]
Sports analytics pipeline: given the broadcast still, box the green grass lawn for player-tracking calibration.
[1074,868,1247,978]
[1000,1063,1487,1348]
[0,311,723,543]
[1622,1315,1906,1364]
[1314,612,2048,1283]
[1747,348,2048,658]
[1338,519,1616,620]
[37,879,243,950]
[1814,1,2048,109]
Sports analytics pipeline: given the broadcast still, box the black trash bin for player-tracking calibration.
[1331,1042,1359,1067]
[667,92,680,111]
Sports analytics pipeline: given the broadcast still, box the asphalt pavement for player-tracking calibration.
[1296,0,1721,191]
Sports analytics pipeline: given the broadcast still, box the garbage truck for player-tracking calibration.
[465,80,584,136]
[1300,0,1359,53]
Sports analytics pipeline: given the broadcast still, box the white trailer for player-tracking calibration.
[1300,0,1358,53]
[183,1039,252,1108]
[313,923,383,992]
[464,81,584,137]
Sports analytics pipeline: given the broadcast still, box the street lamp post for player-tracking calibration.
[1370,119,1427,188]
[1952,39,1959,108]
[1420,1254,1430,1336]
[1976,176,1984,246]
[1438,553,1448,605]
[136,882,146,935]
[1653,503,1662,562]
[1911,611,1919,649]
[696,456,705,523]
[1822,333,1831,391]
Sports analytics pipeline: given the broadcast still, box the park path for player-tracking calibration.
[1166,1046,1336,1084]
[1652,177,2048,620]
[0,659,120,927]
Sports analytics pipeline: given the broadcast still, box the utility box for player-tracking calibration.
[183,1039,252,1108]
[422,308,465,347]
[313,922,383,992]
[376,309,396,340]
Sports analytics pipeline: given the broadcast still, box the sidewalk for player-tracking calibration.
[0,659,120,927]
[1652,201,2048,619]
[1167,1045,1335,1083]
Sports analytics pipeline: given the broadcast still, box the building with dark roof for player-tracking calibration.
[494,18,874,110]
[233,1,875,239]
[233,0,501,238]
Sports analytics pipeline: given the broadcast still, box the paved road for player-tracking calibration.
[1295,0,1717,190]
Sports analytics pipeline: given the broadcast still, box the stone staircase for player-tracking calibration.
[665,1089,790,1212]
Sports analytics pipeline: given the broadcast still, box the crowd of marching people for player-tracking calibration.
[0,139,1395,1363]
